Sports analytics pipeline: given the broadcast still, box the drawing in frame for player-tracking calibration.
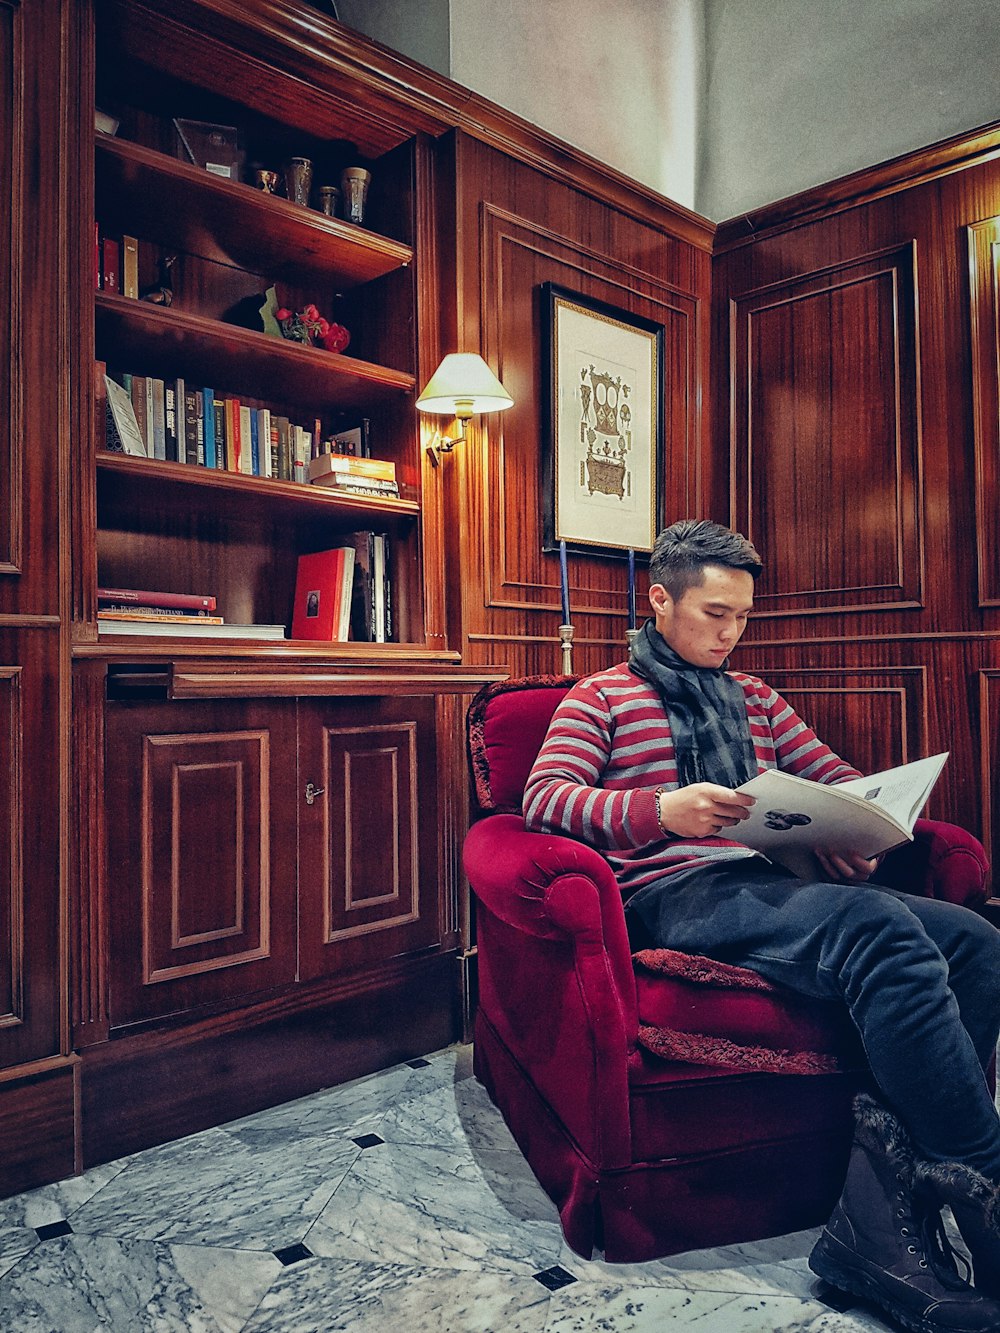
[542,282,664,557]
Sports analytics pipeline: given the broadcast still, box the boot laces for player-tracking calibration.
[918,1205,973,1291]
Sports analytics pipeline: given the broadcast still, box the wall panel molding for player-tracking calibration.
[967,216,1000,608]
[730,243,923,618]
[0,1,23,581]
[747,666,928,779]
[0,666,23,1029]
[477,204,701,620]
[978,671,1000,897]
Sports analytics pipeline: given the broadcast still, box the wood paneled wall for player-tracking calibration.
[713,138,1000,909]
[442,131,714,680]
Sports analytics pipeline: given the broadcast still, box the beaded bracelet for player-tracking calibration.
[653,786,673,838]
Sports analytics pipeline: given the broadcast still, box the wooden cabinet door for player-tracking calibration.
[297,696,442,980]
[0,630,61,1067]
[104,699,299,1028]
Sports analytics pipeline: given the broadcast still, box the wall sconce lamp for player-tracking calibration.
[416,353,514,467]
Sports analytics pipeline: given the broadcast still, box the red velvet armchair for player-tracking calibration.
[464,676,991,1263]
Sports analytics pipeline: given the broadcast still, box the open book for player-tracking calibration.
[734,753,949,870]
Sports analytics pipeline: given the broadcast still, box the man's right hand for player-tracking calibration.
[657,783,756,840]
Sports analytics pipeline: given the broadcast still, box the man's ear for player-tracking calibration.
[648,583,671,616]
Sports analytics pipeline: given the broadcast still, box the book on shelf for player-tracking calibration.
[182,387,204,465]
[307,453,396,484]
[734,752,949,876]
[290,547,357,642]
[150,378,167,460]
[97,586,217,611]
[312,476,400,499]
[129,374,149,454]
[202,388,217,469]
[258,408,272,479]
[345,531,391,642]
[97,618,286,640]
[98,609,225,624]
[104,375,147,457]
[327,420,371,458]
[239,404,254,475]
[101,236,119,293]
[122,233,138,298]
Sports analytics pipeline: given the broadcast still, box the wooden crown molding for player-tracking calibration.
[715,118,1000,253]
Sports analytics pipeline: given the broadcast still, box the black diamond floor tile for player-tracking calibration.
[533,1264,577,1291]
[273,1242,313,1266]
[35,1221,73,1241]
[352,1133,385,1150]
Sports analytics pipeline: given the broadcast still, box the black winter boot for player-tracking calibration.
[808,1094,1000,1332]
[914,1159,1000,1298]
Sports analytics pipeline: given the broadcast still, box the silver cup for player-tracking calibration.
[283,157,313,207]
[340,167,371,224]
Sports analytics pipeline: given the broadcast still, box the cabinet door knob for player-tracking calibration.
[304,782,325,805]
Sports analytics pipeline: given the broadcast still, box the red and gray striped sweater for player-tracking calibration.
[522,661,860,896]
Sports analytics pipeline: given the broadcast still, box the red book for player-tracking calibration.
[97,587,217,611]
[290,548,356,641]
[102,237,120,293]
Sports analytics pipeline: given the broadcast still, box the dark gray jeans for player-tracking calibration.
[625,859,1000,1180]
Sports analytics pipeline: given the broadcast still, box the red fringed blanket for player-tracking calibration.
[632,948,854,1076]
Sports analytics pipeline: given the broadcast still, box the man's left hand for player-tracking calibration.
[814,849,879,883]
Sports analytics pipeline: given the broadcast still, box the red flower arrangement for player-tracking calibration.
[275,303,350,354]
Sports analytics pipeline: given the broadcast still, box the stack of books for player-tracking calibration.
[307,453,398,499]
[96,586,286,639]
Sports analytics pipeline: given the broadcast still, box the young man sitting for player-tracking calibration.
[524,518,1000,1332]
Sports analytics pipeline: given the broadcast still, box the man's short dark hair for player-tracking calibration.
[649,519,763,600]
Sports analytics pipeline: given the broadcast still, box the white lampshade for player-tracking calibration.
[416,354,514,418]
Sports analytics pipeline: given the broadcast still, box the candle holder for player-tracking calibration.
[558,624,574,675]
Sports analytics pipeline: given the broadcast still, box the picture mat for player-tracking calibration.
[553,298,658,553]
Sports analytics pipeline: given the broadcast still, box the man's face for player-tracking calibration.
[649,565,754,668]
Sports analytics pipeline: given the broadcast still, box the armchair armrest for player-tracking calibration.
[464,814,637,1164]
[876,819,989,908]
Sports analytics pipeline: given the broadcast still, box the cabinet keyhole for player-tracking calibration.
[304,782,325,805]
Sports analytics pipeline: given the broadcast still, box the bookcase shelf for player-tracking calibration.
[95,135,413,288]
[95,292,415,410]
[96,450,419,528]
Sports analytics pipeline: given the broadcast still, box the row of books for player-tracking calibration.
[102,368,393,495]
[95,536,392,643]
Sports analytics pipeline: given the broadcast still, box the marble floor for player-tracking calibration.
[0,1044,984,1333]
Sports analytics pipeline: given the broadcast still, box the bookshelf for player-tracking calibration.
[88,0,427,650]
[48,0,507,1177]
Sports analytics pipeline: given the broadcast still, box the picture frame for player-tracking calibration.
[541,282,664,557]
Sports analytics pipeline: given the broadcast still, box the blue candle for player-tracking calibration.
[627,549,636,629]
[559,540,571,625]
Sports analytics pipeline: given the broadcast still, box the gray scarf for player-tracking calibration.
[628,619,758,788]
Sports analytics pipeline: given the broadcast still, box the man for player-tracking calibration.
[524,518,1000,1331]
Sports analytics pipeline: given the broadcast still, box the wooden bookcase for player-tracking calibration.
[87,0,428,647]
[59,0,502,1173]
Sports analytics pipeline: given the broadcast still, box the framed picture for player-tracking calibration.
[542,283,664,556]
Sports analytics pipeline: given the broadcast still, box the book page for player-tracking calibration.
[735,769,909,860]
[832,753,948,829]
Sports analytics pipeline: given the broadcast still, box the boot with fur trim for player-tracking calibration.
[915,1159,1000,1298]
[809,1094,1000,1332]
